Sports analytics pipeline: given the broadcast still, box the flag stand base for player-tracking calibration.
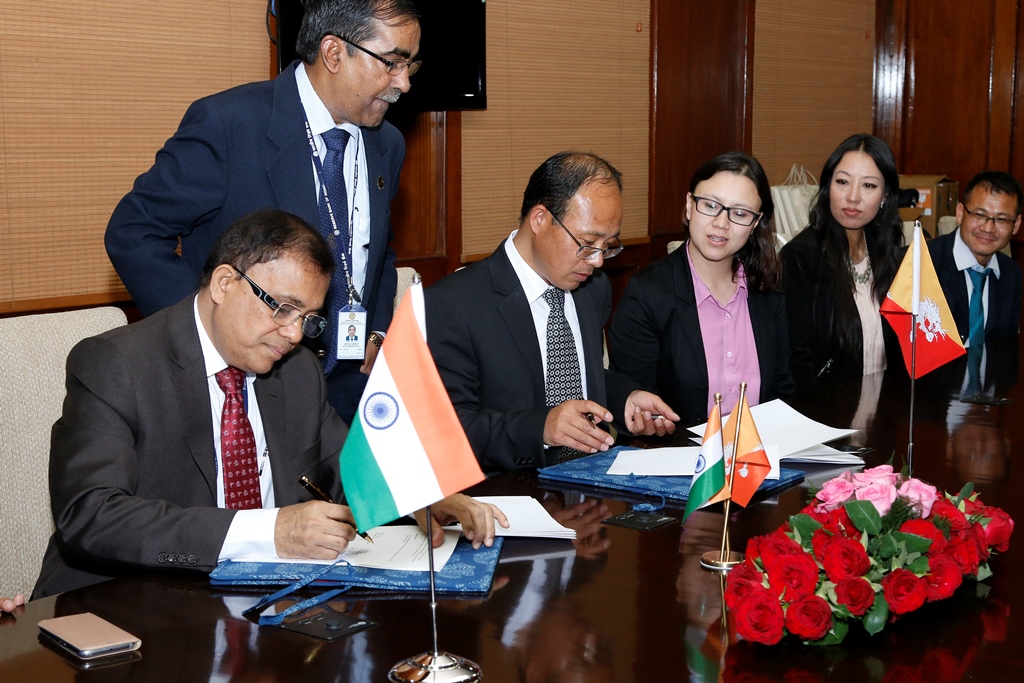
[700,550,743,572]
[388,651,482,682]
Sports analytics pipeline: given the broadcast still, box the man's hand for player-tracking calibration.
[414,494,510,549]
[274,501,357,559]
[1,594,24,614]
[543,400,615,453]
[360,337,380,374]
[623,390,679,436]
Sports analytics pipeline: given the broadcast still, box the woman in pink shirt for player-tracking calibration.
[609,152,794,427]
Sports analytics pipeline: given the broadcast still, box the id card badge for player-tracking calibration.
[337,305,368,360]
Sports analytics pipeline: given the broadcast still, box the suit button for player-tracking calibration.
[158,553,167,563]
[316,349,326,358]
[177,554,189,563]
[167,554,176,563]
[187,555,198,564]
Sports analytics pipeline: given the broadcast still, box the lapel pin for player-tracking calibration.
[377,176,385,190]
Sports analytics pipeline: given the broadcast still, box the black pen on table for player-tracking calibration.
[299,475,373,544]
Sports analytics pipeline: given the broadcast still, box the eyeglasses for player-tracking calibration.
[334,35,422,76]
[548,210,624,261]
[691,195,762,227]
[234,268,328,338]
[963,206,1017,229]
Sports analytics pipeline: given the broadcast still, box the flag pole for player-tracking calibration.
[388,506,482,682]
[701,388,744,572]
[907,221,922,476]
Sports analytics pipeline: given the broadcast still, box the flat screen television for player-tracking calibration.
[275,0,487,113]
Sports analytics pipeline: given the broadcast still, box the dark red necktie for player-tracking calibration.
[215,367,262,509]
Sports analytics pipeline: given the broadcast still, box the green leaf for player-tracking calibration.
[953,482,975,508]
[813,619,849,646]
[789,513,823,549]
[877,533,899,560]
[907,555,929,574]
[976,562,993,582]
[863,594,889,635]
[892,531,933,554]
[845,500,882,535]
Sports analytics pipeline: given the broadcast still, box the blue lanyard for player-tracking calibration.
[242,559,353,626]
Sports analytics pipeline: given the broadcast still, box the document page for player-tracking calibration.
[450,496,576,539]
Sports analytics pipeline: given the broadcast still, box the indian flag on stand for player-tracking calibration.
[339,282,485,532]
[682,401,726,522]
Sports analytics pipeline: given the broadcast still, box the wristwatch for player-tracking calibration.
[368,331,384,349]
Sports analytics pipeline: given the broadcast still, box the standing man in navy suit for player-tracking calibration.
[105,0,421,423]
[928,171,1024,346]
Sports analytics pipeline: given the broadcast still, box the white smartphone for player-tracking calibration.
[37,612,141,660]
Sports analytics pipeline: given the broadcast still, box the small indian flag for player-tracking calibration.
[683,401,726,521]
[339,282,485,532]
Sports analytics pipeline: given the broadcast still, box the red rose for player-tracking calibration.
[734,587,786,645]
[811,528,832,561]
[979,505,1014,552]
[767,552,820,600]
[881,568,927,614]
[931,498,970,532]
[945,532,981,575]
[835,577,875,616]
[899,518,947,555]
[962,496,985,515]
[821,536,870,583]
[924,554,963,602]
[823,506,859,538]
[784,594,833,641]
[758,530,805,572]
[971,522,991,561]
[725,562,766,610]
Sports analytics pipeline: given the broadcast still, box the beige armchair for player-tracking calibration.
[0,307,127,599]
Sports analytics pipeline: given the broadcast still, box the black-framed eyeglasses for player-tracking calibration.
[691,195,763,227]
[963,206,1017,229]
[333,35,422,76]
[234,268,328,339]
[548,210,624,261]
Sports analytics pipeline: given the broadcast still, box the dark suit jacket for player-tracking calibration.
[424,242,637,474]
[104,61,403,422]
[607,246,794,427]
[33,296,348,598]
[929,229,1022,343]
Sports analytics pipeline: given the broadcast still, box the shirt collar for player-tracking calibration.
[685,241,748,305]
[295,63,361,142]
[504,230,557,304]
[953,228,1001,277]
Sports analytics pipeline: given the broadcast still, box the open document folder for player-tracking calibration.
[448,496,576,539]
[688,399,860,464]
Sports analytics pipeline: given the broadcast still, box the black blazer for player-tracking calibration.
[424,242,637,474]
[34,296,348,598]
[607,246,794,427]
[928,229,1022,343]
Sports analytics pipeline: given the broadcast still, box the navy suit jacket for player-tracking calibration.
[928,230,1022,343]
[424,242,637,474]
[608,246,794,427]
[33,296,348,598]
[105,62,403,422]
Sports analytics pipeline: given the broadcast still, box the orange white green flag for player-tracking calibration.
[339,282,485,533]
[726,395,770,507]
[683,401,726,521]
[880,222,965,378]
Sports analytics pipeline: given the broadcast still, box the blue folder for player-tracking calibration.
[209,537,503,594]
[537,447,804,503]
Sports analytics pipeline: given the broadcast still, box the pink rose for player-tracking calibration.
[852,464,900,488]
[855,482,898,516]
[814,476,856,513]
[899,479,939,517]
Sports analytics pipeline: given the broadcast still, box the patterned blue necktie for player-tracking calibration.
[319,128,350,375]
[967,267,991,351]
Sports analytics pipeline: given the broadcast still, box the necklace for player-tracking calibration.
[848,253,872,285]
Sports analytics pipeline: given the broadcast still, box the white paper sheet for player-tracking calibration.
[688,399,857,459]
[606,444,781,480]
[450,496,576,539]
[233,526,459,571]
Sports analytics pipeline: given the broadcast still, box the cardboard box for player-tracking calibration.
[899,175,959,236]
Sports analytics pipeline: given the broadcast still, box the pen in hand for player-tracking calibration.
[299,475,373,544]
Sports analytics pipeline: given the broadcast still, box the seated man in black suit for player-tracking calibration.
[425,151,679,474]
[929,170,1023,347]
[34,210,500,598]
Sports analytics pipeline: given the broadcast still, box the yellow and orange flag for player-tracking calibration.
[880,223,965,378]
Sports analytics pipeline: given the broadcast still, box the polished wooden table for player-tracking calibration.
[2,347,1021,681]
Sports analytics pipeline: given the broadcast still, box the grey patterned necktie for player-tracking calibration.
[542,288,585,463]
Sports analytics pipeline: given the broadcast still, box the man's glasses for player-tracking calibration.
[234,268,328,338]
[334,35,422,76]
[548,210,624,261]
[691,195,763,227]
[963,206,1017,229]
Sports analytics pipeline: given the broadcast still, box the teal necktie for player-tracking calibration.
[967,267,992,350]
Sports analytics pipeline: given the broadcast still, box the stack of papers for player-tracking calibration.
[606,444,783,479]
[450,496,576,540]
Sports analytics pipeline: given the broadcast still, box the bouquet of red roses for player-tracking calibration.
[724,465,1014,645]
